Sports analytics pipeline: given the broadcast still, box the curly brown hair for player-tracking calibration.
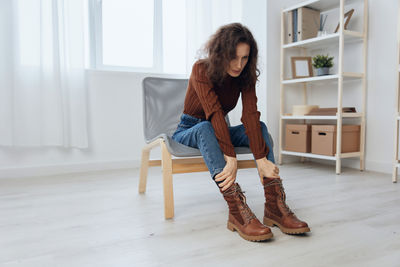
[202,23,260,89]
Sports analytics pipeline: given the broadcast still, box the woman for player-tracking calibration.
[172,23,310,242]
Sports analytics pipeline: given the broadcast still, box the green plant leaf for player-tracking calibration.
[312,54,334,68]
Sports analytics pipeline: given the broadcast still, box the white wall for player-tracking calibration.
[266,0,301,162]
[363,0,398,173]
[1,0,397,178]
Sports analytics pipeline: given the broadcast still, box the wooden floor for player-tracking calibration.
[1,162,399,267]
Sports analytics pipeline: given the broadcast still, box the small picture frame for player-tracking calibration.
[334,9,354,33]
[291,56,313,79]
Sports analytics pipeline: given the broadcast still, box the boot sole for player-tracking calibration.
[227,221,273,241]
[263,217,310,235]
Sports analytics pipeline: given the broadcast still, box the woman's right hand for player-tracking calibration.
[256,157,280,183]
[214,154,238,191]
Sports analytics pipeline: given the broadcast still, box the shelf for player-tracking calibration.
[279,0,367,174]
[281,150,361,160]
[281,113,363,120]
[282,72,363,84]
[283,31,363,50]
[283,0,361,13]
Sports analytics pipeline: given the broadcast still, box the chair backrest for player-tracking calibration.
[143,77,189,142]
[142,77,231,143]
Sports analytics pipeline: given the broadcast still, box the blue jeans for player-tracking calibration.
[171,113,275,179]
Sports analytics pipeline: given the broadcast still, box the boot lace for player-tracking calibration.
[264,179,294,215]
[237,190,256,222]
[224,184,256,223]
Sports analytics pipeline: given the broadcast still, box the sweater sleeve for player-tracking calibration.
[241,84,269,159]
[190,62,236,158]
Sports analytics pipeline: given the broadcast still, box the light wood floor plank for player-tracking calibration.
[0,162,399,267]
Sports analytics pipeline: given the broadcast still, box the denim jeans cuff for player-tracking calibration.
[211,167,224,179]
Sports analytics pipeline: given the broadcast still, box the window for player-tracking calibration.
[162,0,186,74]
[102,0,154,68]
[90,0,186,74]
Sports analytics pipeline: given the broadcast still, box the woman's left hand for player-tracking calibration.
[255,157,280,183]
[214,154,238,191]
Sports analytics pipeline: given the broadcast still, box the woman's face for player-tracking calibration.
[227,42,250,77]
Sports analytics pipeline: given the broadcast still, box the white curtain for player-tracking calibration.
[185,0,243,74]
[0,0,88,148]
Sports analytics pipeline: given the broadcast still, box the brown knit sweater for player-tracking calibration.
[182,60,268,159]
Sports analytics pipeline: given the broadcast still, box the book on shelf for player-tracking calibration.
[293,9,298,42]
[287,10,293,43]
[286,7,320,43]
[305,107,357,115]
[298,7,320,41]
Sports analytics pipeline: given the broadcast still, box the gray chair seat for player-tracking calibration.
[149,134,252,157]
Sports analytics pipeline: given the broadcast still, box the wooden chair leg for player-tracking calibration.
[139,139,161,193]
[139,146,151,193]
[161,140,174,219]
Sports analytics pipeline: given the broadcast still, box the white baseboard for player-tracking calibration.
[280,155,392,175]
[311,158,392,175]
[0,159,141,179]
[0,155,393,180]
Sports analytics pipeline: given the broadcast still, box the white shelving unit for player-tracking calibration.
[282,30,363,50]
[392,1,400,183]
[278,0,368,174]
[282,72,363,84]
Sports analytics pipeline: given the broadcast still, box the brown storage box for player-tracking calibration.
[285,124,311,153]
[311,125,360,156]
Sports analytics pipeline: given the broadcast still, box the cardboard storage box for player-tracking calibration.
[285,124,311,153]
[311,125,360,156]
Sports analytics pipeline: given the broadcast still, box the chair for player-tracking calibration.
[139,77,273,219]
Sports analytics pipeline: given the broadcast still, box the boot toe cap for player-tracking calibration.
[283,216,309,229]
[248,219,272,235]
[260,226,272,235]
[294,220,309,228]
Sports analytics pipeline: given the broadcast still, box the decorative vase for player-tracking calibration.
[317,67,330,76]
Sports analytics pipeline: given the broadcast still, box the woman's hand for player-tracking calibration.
[214,154,238,191]
[256,157,280,183]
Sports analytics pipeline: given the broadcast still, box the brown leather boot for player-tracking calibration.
[262,177,310,234]
[221,183,273,241]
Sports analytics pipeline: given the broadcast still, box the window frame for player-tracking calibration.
[89,0,163,72]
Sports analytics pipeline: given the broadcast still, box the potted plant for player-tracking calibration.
[312,54,334,76]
